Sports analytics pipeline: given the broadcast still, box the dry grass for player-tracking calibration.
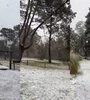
[21,60,69,70]
[86,57,90,60]
[70,52,81,74]
[22,61,61,68]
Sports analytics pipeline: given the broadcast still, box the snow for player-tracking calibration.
[0,65,8,70]
[0,67,20,100]
[20,60,90,100]
[74,60,90,100]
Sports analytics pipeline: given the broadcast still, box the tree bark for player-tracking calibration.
[48,33,52,63]
[48,9,52,63]
[20,45,24,62]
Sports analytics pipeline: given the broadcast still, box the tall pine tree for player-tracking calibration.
[85,8,90,57]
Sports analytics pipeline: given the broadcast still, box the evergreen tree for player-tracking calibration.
[85,8,90,57]
[85,8,90,38]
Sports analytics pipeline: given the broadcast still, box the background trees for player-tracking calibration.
[71,7,90,58]
[20,0,74,62]
[0,25,20,59]
[70,21,86,55]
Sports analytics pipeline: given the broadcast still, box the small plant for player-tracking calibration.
[70,52,81,74]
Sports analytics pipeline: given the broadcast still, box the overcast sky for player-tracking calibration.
[71,0,90,29]
[0,0,20,29]
[0,0,90,30]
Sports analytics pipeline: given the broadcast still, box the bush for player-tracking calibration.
[70,52,81,74]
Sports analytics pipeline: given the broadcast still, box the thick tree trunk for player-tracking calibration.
[20,45,24,62]
[48,10,52,63]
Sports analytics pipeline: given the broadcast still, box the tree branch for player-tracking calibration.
[20,0,31,36]
[21,0,69,49]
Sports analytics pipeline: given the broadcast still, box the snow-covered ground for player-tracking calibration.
[0,66,20,100]
[20,60,90,100]
[75,60,90,100]
[0,65,9,70]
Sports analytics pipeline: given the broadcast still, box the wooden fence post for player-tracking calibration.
[9,51,12,70]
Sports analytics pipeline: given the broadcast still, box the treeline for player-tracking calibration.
[20,0,74,62]
[0,25,20,60]
[24,33,69,61]
[71,8,90,57]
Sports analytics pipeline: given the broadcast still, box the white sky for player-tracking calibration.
[0,0,89,30]
[71,0,90,29]
[0,0,20,29]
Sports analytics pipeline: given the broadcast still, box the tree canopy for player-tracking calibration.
[20,0,75,60]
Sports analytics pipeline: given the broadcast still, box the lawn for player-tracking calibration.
[21,59,69,70]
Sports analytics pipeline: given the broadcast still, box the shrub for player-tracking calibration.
[70,52,80,74]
